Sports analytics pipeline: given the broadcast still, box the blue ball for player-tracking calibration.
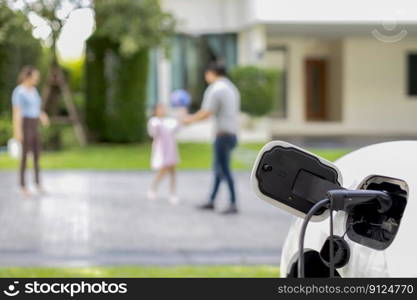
[171,89,191,108]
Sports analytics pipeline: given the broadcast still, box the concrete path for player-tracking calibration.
[0,171,293,267]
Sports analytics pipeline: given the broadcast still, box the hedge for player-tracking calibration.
[0,114,12,146]
[230,65,280,117]
[85,36,148,143]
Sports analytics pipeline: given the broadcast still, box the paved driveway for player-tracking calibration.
[0,171,292,267]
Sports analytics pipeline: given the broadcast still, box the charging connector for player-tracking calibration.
[298,189,392,278]
[327,190,392,213]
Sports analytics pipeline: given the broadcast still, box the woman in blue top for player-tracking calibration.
[12,66,49,196]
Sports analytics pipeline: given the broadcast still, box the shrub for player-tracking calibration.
[62,59,86,114]
[85,0,174,143]
[0,113,64,150]
[230,66,280,117]
[41,125,65,151]
[85,37,148,143]
[0,114,12,146]
[62,58,84,93]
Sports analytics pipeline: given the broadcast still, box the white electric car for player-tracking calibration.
[252,140,417,277]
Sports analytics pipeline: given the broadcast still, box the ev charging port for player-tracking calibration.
[346,176,408,250]
[288,250,341,278]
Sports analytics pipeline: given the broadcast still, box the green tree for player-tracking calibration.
[12,0,88,61]
[0,1,41,114]
[93,0,175,57]
[86,0,175,143]
[13,0,90,146]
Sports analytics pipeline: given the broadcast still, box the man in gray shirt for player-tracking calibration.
[184,63,240,214]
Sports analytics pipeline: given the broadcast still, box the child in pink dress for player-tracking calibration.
[147,103,180,204]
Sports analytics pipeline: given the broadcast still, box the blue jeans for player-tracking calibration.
[210,134,238,205]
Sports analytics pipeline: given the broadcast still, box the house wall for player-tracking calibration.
[161,0,250,34]
[343,36,417,135]
[327,41,343,121]
[238,25,267,65]
[161,0,417,138]
[267,34,417,137]
[163,0,417,31]
[264,35,345,135]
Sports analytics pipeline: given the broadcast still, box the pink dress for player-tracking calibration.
[148,117,180,170]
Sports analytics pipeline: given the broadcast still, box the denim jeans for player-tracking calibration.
[210,134,238,205]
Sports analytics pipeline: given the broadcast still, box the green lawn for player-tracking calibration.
[0,266,279,278]
[0,142,351,170]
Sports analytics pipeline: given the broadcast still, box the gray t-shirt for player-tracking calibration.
[201,77,240,135]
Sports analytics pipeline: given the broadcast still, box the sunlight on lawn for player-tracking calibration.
[0,143,351,170]
[0,266,280,278]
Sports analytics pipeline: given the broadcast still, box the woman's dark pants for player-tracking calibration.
[20,117,41,188]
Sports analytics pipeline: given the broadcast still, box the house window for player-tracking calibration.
[407,53,417,96]
[171,33,237,110]
[146,49,159,107]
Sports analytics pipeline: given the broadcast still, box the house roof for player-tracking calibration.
[162,0,417,35]
[265,22,417,37]
[254,0,417,23]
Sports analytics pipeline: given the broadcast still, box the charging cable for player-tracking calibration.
[329,204,335,277]
[298,198,330,278]
[298,189,392,278]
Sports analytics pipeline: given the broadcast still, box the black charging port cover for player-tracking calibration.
[255,146,341,216]
[319,235,350,269]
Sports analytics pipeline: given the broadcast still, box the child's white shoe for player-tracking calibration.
[147,189,157,201]
[169,195,179,205]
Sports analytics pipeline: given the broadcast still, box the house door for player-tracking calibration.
[305,59,327,121]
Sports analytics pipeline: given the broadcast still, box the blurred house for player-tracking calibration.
[152,0,417,142]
